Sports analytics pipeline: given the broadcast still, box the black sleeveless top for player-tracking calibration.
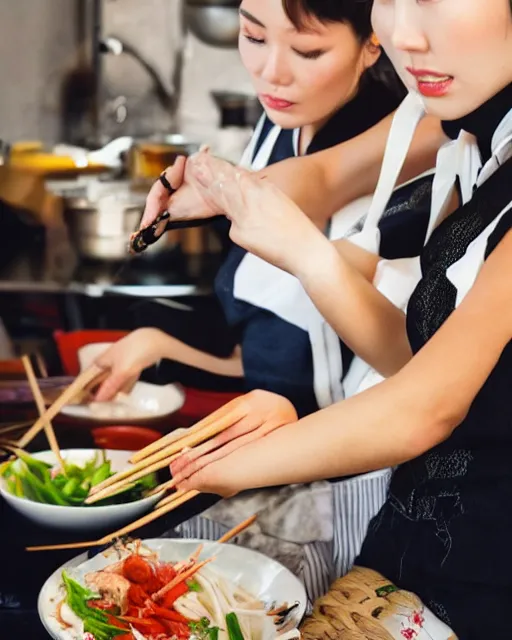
[358,85,512,639]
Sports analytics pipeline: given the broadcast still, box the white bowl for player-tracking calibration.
[0,448,163,531]
[38,538,307,640]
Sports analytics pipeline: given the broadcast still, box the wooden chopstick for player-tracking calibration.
[0,421,33,437]
[217,514,257,543]
[85,451,182,505]
[155,489,189,509]
[34,351,48,379]
[26,489,200,552]
[130,398,242,464]
[88,401,244,503]
[21,355,64,468]
[18,364,105,449]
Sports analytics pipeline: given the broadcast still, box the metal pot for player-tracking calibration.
[63,194,143,261]
[61,180,172,261]
[184,1,240,48]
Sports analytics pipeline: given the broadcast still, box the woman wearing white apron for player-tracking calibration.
[162,0,512,635]
[96,0,432,605]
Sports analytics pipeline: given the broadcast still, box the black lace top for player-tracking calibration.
[357,87,512,638]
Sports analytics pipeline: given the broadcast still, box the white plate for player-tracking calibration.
[0,449,164,531]
[38,538,307,640]
[60,380,185,422]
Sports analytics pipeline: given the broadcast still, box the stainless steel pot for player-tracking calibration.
[184,0,240,48]
[61,181,173,261]
[63,194,143,261]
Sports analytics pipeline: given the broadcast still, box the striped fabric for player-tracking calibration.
[172,468,392,607]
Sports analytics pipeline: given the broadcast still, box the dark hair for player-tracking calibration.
[281,0,405,98]
[282,0,373,40]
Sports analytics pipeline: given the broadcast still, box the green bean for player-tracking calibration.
[91,461,111,487]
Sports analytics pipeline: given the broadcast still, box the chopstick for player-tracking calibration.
[26,499,257,554]
[87,399,244,504]
[85,451,183,505]
[217,514,257,543]
[34,351,48,379]
[130,398,243,464]
[0,421,33,437]
[21,355,64,468]
[26,489,200,552]
[18,364,105,449]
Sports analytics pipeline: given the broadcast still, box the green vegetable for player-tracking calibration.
[187,579,202,592]
[1,451,157,507]
[91,461,111,487]
[62,572,127,640]
[190,617,220,640]
[226,612,245,640]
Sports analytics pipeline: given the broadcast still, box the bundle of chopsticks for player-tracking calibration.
[0,361,244,552]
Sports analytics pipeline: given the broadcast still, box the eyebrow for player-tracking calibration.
[239,8,266,28]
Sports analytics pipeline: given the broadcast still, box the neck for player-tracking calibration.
[442,83,512,161]
[299,119,328,155]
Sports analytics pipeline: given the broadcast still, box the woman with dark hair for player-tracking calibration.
[152,0,512,635]
[95,0,434,602]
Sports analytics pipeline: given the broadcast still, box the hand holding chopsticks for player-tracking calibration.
[86,390,297,505]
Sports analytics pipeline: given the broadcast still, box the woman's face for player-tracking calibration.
[238,0,380,129]
[372,0,512,120]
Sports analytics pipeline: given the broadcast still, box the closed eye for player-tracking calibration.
[294,48,325,60]
[243,34,265,45]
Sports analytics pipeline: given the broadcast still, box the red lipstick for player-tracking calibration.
[259,94,295,111]
[406,67,454,98]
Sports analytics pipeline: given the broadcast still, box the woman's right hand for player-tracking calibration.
[93,328,168,401]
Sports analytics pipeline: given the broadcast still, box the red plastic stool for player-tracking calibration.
[54,330,129,376]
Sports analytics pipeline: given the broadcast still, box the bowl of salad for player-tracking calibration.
[0,448,163,531]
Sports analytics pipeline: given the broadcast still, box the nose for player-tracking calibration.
[391,2,429,53]
[259,47,293,87]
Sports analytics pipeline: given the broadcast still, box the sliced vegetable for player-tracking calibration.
[1,452,157,506]
[226,612,245,640]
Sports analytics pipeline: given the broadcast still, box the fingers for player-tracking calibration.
[94,371,132,402]
[170,413,256,477]
[139,156,187,229]
[175,422,276,490]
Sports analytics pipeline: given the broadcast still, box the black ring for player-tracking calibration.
[159,171,177,195]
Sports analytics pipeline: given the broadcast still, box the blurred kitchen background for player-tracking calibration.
[0,0,261,381]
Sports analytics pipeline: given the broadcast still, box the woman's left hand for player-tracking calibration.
[170,389,298,495]
[187,151,330,277]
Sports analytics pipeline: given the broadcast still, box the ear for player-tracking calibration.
[362,34,382,72]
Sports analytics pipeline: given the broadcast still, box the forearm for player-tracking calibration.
[259,114,445,227]
[210,374,437,491]
[297,240,411,377]
[160,334,243,378]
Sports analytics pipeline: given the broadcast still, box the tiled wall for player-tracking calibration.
[0,0,251,148]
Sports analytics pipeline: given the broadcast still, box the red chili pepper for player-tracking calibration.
[161,619,191,639]
[123,555,153,584]
[156,563,177,584]
[121,616,169,636]
[147,603,189,623]
[128,583,150,607]
[161,582,189,608]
